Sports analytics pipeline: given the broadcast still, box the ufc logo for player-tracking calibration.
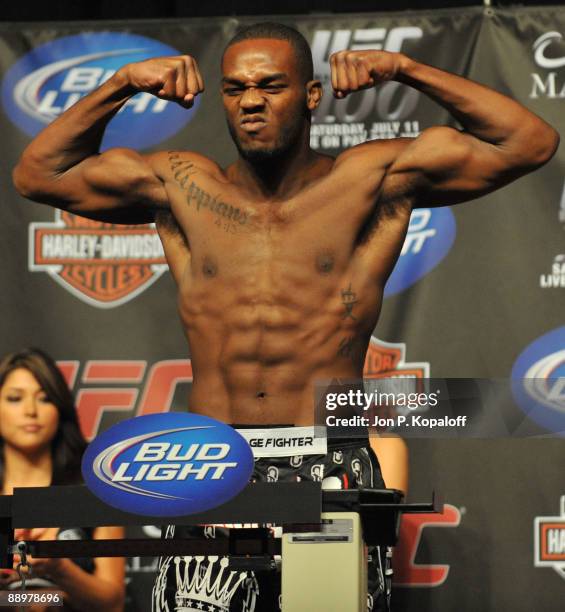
[393,504,461,587]
[57,359,193,440]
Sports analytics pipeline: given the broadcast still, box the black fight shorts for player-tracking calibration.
[152,426,388,612]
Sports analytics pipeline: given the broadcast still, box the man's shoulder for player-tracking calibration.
[148,149,225,182]
[333,137,412,175]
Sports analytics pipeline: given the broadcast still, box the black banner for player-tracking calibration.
[0,7,563,611]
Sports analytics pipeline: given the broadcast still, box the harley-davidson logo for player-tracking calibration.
[29,210,168,308]
[534,496,565,580]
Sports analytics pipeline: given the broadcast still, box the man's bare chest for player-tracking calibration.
[162,156,411,285]
[167,167,379,245]
[158,170,412,332]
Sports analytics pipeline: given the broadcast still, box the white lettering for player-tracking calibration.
[401,228,436,255]
[100,234,164,259]
[384,27,423,53]
[37,91,63,114]
[195,443,230,461]
[112,462,133,482]
[133,464,149,481]
[408,208,431,232]
[147,464,181,481]
[134,442,170,462]
[547,528,565,554]
[167,443,199,461]
[177,462,237,480]
[530,73,565,99]
[61,67,104,92]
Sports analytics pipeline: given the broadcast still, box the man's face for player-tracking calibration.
[221,39,310,162]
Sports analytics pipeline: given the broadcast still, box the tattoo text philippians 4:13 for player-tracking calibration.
[168,152,251,234]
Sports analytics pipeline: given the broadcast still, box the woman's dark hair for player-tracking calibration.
[0,348,87,487]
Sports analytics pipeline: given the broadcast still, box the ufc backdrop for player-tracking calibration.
[0,5,564,611]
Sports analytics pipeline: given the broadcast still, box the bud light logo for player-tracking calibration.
[82,413,254,516]
[2,32,199,150]
[533,32,565,70]
[511,326,565,435]
[384,207,456,297]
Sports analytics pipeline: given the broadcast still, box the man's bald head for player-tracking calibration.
[222,22,314,84]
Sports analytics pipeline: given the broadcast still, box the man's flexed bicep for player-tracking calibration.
[14,146,168,223]
[12,54,204,223]
[330,49,559,208]
[384,125,549,208]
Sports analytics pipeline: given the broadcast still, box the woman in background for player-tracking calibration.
[0,348,125,612]
[370,434,409,495]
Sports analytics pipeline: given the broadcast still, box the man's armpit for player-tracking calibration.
[333,137,415,201]
[155,209,189,248]
[378,169,418,215]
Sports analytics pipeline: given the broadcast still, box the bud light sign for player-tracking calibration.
[511,326,565,435]
[1,32,199,150]
[82,413,254,516]
[384,207,456,297]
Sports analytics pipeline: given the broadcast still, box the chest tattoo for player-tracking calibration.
[340,282,358,320]
[167,152,252,233]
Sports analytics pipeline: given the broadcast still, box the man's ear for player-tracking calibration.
[306,80,322,110]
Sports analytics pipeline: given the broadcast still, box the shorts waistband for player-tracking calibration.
[231,424,368,457]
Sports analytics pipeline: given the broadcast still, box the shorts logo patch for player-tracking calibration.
[351,458,363,485]
[158,556,248,612]
[266,466,279,482]
[310,464,324,481]
[289,455,303,468]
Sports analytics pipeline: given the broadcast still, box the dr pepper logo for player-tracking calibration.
[29,210,167,308]
[364,336,430,382]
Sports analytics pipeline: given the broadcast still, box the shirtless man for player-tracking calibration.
[13,22,558,612]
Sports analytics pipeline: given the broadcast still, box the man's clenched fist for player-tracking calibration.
[330,50,403,98]
[118,55,204,108]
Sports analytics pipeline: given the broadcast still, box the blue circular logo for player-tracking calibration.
[511,326,565,435]
[2,32,199,150]
[82,413,254,516]
[384,207,456,297]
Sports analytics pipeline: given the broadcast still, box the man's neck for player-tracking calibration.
[233,139,324,201]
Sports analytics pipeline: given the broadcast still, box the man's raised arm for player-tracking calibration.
[13,55,204,223]
[330,50,559,207]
